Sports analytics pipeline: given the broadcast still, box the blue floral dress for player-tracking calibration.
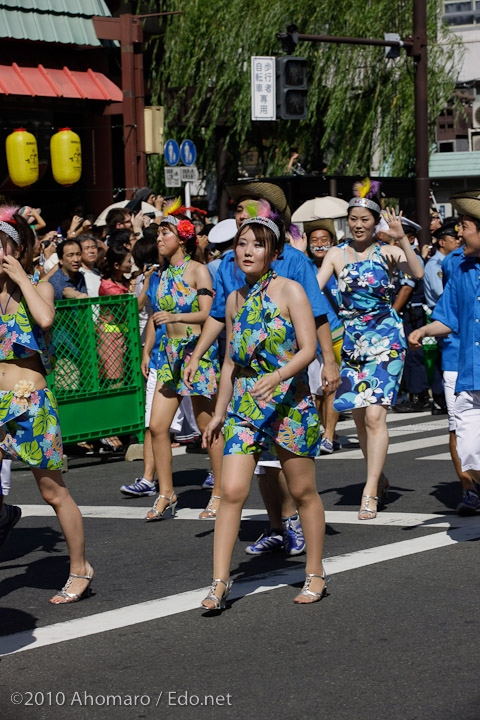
[0,274,62,470]
[224,271,320,457]
[156,256,219,398]
[333,242,407,410]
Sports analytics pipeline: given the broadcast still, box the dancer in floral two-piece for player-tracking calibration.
[333,242,406,410]
[317,194,423,520]
[201,216,328,611]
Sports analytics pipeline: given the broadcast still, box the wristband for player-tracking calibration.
[276,369,283,384]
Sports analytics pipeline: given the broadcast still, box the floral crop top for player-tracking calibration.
[0,273,55,374]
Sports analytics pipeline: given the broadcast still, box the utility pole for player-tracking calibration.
[285,0,430,246]
[93,11,181,199]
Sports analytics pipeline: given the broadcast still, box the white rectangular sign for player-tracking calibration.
[180,166,198,182]
[164,167,181,187]
[251,56,276,121]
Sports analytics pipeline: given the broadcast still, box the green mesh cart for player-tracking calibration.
[47,295,145,444]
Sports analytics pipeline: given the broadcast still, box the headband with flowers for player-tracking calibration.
[160,215,196,242]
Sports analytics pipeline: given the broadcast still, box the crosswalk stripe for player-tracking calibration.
[323,433,449,460]
[17,505,476,528]
[2,520,480,657]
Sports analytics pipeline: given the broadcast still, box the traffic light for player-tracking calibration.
[276,56,308,120]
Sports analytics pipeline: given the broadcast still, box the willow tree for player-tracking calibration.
[143,0,461,185]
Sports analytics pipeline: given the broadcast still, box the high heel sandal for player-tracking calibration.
[200,578,233,612]
[145,492,177,521]
[49,564,94,604]
[294,573,330,604]
[198,495,221,519]
[358,494,378,520]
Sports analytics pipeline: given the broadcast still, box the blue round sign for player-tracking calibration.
[180,140,196,167]
[165,139,180,166]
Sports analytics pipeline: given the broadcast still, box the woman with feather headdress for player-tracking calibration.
[316,180,424,520]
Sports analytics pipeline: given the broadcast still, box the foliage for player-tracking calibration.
[142,0,462,185]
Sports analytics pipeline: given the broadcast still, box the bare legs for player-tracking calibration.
[192,395,224,516]
[32,468,91,603]
[148,384,224,518]
[258,467,297,528]
[449,431,475,492]
[203,448,326,608]
[352,405,389,518]
[316,393,340,444]
[142,429,156,483]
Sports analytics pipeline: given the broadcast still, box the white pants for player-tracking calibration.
[145,368,199,435]
[308,354,325,397]
[454,390,480,472]
[443,370,458,432]
[0,459,12,496]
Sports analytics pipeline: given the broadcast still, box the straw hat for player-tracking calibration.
[450,190,480,221]
[303,218,336,240]
[226,180,291,226]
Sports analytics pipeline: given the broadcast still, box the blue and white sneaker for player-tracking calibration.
[319,438,334,455]
[202,470,214,490]
[120,477,157,497]
[282,513,306,556]
[456,489,480,516]
[245,528,283,555]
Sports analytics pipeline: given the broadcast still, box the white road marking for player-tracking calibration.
[17,505,476,529]
[2,520,480,657]
[323,434,448,460]
[417,453,451,461]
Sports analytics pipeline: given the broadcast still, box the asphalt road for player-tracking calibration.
[1,410,480,720]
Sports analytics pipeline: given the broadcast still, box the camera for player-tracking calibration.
[145,263,160,272]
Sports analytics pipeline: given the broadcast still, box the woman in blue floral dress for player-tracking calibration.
[317,201,424,519]
[146,213,223,521]
[201,216,328,610]
[0,207,92,604]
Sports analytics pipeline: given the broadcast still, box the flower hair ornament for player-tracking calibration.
[160,215,196,242]
[0,205,20,245]
[348,178,382,215]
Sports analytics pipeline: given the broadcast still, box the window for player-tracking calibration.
[443,0,480,24]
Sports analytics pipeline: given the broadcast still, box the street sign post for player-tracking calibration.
[180,139,196,166]
[180,166,198,182]
[251,57,276,121]
[164,167,181,187]
[164,139,180,166]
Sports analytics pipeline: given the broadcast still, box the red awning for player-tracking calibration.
[0,64,122,101]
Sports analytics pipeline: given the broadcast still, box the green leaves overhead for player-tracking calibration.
[144,1,460,178]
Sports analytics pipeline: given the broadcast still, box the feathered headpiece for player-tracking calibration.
[350,178,382,214]
[244,199,301,242]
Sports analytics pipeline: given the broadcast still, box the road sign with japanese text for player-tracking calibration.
[251,57,276,121]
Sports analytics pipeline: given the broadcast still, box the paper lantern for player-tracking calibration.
[50,128,82,186]
[6,128,39,187]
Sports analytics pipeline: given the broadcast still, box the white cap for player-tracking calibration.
[208,218,237,244]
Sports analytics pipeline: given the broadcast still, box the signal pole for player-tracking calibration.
[287,0,430,246]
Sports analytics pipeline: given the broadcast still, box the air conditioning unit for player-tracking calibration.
[468,128,480,151]
[472,101,480,128]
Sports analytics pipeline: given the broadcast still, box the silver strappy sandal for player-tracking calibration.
[294,573,330,604]
[145,492,177,521]
[200,578,233,612]
[49,564,94,604]
[358,494,378,520]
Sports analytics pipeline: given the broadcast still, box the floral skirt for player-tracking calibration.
[0,388,63,469]
[223,372,320,457]
[156,334,218,398]
[333,311,407,411]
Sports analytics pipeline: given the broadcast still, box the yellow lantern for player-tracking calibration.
[50,128,82,186]
[6,128,39,187]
